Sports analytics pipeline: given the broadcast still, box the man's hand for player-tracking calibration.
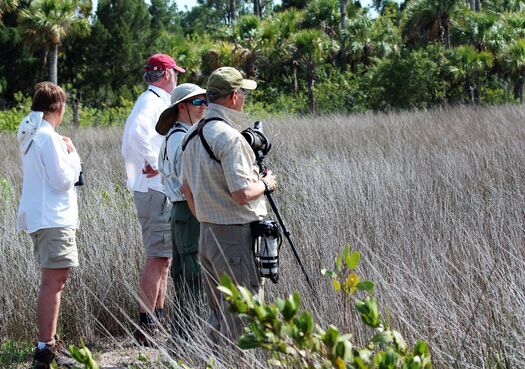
[142,162,159,178]
[62,136,76,153]
[262,170,277,192]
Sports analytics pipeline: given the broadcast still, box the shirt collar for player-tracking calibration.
[205,103,246,131]
[175,121,191,131]
[40,119,53,130]
[148,85,171,105]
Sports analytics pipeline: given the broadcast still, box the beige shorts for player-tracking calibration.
[134,189,172,258]
[30,228,79,269]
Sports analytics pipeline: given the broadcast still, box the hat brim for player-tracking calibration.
[172,88,207,106]
[240,79,257,90]
[155,105,179,135]
[174,65,186,73]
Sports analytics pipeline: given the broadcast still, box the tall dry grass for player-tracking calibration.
[0,105,523,368]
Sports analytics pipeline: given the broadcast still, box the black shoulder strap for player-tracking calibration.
[181,117,226,164]
[148,88,160,98]
[163,124,188,160]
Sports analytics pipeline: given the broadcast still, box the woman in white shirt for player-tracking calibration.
[17,82,81,369]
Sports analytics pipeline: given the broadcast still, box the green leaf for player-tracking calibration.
[371,330,394,345]
[355,297,380,328]
[276,298,285,312]
[344,273,359,293]
[346,251,360,270]
[413,340,429,355]
[322,268,336,278]
[335,255,343,272]
[392,330,407,352]
[217,286,233,297]
[322,325,340,347]
[356,280,375,292]
[238,335,261,349]
[238,286,254,307]
[219,273,234,289]
[332,278,341,291]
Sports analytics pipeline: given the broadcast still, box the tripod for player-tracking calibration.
[263,189,317,294]
[247,124,317,295]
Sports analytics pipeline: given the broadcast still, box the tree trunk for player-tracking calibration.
[340,0,348,32]
[293,62,298,94]
[472,73,481,105]
[467,83,474,105]
[307,66,315,114]
[469,0,475,10]
[520,76,525,104]
[475,0,481,11]
[73,91,81,128]
[49,43,58,84]
[254,0,261,17]
[444,18,450,49]
[230,0,236,23]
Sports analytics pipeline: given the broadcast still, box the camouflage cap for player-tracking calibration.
[207,67,257,100]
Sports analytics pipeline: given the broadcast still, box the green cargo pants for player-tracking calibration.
[170,201,202,339]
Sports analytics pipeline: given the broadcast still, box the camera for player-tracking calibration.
[251,220,282,283]
[241,121,272,158]
[74,164,84,186]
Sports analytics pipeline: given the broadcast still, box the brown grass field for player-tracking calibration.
[0,105,524,368]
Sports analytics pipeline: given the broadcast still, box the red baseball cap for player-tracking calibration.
[144,53,185,73]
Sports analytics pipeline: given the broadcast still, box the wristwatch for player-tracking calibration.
[261,178,271,193]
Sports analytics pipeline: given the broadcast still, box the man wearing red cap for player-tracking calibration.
[121,53,185,345]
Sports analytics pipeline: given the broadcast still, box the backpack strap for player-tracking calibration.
[163,123,188,160]
[181,117,226,163]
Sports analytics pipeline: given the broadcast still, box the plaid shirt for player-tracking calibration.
[181,103,267,224]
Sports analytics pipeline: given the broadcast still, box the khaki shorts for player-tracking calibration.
[134,189,172,258]
[30,228,79,269]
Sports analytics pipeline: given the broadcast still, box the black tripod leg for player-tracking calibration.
[265,192,318,298]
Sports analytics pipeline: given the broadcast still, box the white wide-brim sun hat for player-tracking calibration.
[155,83,207,135]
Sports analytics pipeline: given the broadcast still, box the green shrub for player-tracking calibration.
[219,244,433,369]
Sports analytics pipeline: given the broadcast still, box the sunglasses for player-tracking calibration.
[186,98,208,106]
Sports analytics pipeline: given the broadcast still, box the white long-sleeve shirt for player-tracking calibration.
[17,120,82,233]
[121,85,170,193]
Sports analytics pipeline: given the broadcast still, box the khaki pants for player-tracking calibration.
[199,223,261,346]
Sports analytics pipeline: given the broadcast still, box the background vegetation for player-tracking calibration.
[0,105,523,368]
[2,0,525,127]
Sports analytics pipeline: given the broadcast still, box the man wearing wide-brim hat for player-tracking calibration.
[156,83,207,340]
[180,67,277,347]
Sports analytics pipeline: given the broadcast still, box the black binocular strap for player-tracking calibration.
[163,124,187,160]
[181,117,225,164]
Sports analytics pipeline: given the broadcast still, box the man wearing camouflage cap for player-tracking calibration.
[181,67,277,346]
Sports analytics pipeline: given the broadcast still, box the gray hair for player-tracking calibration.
[143,70,166,84]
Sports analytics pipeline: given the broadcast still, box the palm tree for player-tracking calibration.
[340,0,348,30]
[0,0,18,18]
[228,15,263,78]
[447,45,494,104]
[19,0,90,84]
[502,38,525,103]
[289,29,335,113]
[401,0,464,49]
[454,10,497,51]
